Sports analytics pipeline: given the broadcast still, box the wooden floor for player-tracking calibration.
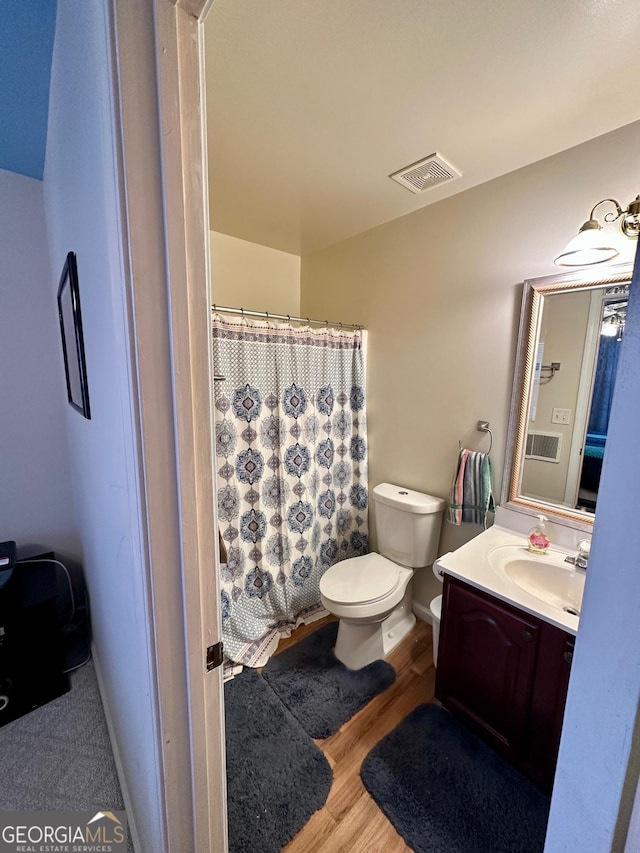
[274,615,437,853]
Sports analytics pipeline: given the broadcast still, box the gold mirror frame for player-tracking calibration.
[501,261,633,531]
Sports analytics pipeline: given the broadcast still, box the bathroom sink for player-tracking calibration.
[488,546,585,615]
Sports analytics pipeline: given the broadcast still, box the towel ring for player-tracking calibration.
[477,420,493,455]
[484,427,494,455]
[459,421,493,455]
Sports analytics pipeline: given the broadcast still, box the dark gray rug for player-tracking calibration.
[361,703,550,853]
[261,621,396,738]
[225,668,332,853]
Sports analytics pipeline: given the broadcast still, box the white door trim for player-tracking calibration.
[109,0,227,850]
[153,1,228,850]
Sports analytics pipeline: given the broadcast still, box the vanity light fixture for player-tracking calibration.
[601,309,626,340]
[554,195,640,267]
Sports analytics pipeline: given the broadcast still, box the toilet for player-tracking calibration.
[319,483,445,670]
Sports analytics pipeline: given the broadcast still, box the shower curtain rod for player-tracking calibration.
[211,304,364,331]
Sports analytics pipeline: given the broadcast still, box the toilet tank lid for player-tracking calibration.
[373,483,445,514]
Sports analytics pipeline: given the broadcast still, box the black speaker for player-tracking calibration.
[0,546,69,728]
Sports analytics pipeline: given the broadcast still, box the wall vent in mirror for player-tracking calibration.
[525,432,562,463]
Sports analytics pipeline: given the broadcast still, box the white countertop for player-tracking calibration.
[434,525,581,636]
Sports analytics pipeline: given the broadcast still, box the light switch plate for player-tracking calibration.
[552,407,571,425]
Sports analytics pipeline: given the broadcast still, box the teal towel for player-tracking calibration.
[447,449,494,525]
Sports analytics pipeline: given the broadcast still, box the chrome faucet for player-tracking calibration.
[565,539,591,570]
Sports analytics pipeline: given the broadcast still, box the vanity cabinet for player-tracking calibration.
[435,575,574,792]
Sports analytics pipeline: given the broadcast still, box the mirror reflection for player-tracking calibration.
[503,265,632,526]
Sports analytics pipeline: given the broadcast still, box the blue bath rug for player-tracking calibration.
[261,621,396,739]
[225,668,332,853]
[361,703,550,853]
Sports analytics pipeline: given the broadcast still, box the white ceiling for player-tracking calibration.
[204,0,640,256]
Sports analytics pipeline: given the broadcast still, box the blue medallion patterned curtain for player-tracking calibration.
[212,313,368,668]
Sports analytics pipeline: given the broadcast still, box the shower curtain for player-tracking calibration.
[212,313,368,667]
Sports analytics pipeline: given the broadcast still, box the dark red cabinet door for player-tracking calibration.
[520,625,574,791]
[435,574,573,792]
[436,576,540,756]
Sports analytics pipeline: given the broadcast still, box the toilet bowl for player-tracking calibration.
[320,553,415,670]
[319,483,445,670]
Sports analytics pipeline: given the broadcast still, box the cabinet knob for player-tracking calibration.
[522,629,534,642]
[564,649,574,664]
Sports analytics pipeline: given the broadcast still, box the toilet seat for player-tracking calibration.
[320,553,400,606]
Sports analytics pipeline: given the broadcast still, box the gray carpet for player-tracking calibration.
[0,661,134,851]
[361,703,550,853]
[225,668,333,853]
[261,621,396,738]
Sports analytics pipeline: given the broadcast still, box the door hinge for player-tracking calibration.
[206,641,223,672]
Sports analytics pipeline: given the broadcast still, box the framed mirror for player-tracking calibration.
[501,262,633,530]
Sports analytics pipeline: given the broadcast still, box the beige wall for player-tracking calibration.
[521,290,591,503]
[300,120,640,610]
[210,231,300,315]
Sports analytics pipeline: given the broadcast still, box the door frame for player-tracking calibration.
[153,1,228,849]
[111,0,227,850]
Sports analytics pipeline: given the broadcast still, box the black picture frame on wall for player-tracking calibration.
[57,252,91,419]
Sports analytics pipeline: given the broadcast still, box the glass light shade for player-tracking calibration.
[554,226,624,267]
[601,318,619,337]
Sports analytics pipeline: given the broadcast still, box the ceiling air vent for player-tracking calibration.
[525,431,562,463]
[389,153,462,194]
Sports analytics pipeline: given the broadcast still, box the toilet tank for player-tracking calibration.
[373,483,445,568]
